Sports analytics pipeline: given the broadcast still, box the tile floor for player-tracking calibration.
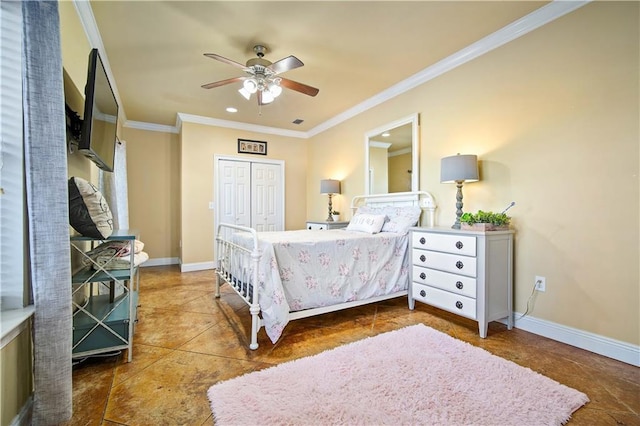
[65,265,639,425]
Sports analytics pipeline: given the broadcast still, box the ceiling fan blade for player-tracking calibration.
[279,77,319,97]
[201,76,244,89]
[268,55,304,74]
[204,53,247,69]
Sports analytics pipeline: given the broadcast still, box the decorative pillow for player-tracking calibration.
[355,205,422,235]
[346,213,387,234]
[68,177,114,239]
[381,206,422,234]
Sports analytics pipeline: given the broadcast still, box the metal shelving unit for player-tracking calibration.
[70,229,139,362]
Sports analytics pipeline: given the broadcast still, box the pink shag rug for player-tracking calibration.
[208,324,589,425]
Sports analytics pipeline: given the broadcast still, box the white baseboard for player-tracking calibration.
[180,261,215,273]
[513,313,640,367]
[140,257,179,267]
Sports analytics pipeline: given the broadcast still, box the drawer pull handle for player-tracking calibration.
[308,226,312,230]
[456,261,464,269]
[455,301,463,309]
[456,241,463,250]
[419,237,426,245]
[420,254,426,262]
[456,281,463,290]
[420,289,426,297]
[420,272,426,280]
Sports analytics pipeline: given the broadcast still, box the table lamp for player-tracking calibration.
[320,179,341,222]
[441,154,479,229]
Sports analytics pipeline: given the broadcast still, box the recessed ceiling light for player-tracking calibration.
[226,107,238,113]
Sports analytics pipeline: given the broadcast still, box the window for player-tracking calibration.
[1,0,30,342]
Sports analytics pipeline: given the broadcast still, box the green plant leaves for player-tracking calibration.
[460,210,510,225]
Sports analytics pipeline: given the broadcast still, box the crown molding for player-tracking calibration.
[176,113,309,139]
[72,0,127,124]
[124,120,179,134]
[307,0,590,137]
[75,0,589,138]
[369,141,392,149]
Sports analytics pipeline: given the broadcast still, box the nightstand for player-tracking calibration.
[409,226,514,338]
[306,220,349,230]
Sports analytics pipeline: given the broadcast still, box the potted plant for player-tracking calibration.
[460,210,510,231]
[331,210,340,222]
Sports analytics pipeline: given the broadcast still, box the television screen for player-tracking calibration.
[79,48,118,172]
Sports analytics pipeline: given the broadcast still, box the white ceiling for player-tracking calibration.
[87,1,555,135]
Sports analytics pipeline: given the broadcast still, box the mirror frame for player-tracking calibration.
[364,113,420,195]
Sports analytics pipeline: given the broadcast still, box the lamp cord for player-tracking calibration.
[517,280,540,321]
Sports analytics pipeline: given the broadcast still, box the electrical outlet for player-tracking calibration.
[535,276,546,292]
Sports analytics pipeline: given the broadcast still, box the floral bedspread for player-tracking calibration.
[230,229,410,343]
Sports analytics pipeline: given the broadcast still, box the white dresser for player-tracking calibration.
[306,221,349,230]
[409,227,514,337]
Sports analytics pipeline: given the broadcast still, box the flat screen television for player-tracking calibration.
[79,48,118,172]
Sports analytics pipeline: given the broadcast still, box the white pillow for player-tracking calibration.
[355,205,421,235]
[68,177,114,239]
[346,213,387,234]
[381,206,422,234]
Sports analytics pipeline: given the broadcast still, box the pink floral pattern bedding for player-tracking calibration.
[230,229,410,343]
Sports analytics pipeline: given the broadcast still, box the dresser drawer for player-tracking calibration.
[412,283,477,320]
[412,250,477,277]
[412,232,476,256]
[412,265,476,298]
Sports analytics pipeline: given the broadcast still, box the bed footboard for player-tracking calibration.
[215,223,262,349]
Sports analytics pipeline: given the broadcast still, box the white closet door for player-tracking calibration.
[218,159,251,227]
[251,162,282,231]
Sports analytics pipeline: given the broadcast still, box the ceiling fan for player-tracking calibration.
[201,45,319,106]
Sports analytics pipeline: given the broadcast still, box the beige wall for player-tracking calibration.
[179,122,308,265]
[0,322,32,426]
[307,2,639,345]
[389,152,412,193]
[369,146,388,195]
[122,127,181,261]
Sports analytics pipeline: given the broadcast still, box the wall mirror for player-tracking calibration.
[364,113,419,195]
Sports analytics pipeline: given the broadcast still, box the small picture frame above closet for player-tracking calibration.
[238,139,267,155]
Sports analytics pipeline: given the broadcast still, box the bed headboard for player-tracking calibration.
[350,191,437,227]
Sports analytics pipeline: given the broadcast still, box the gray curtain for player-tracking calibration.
[99,139,130,230]
[23,1,73,424]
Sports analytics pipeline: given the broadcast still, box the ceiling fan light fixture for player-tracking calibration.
[243,78,258,94]
[268,80,282,98]
[261,90,275,104]
[238,87,251,100]
[202,46,319,108]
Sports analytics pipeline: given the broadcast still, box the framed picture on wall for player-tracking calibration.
[238,139,267,155]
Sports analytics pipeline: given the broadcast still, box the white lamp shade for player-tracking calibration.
[261,90,275,104]
[320,179,341,194]
[440,154,479,183]
[243,78,258,94]
[268,82,282,97]
[238,87,251,100]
